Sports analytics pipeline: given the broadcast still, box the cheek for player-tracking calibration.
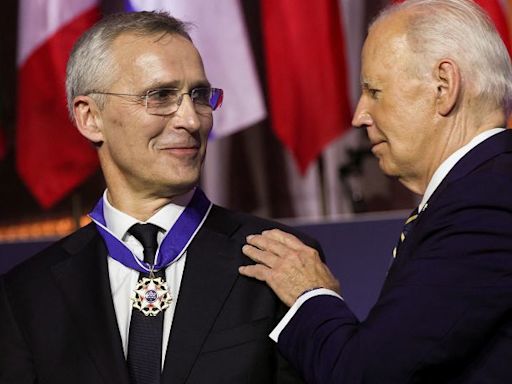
[108,110,161,143]
[107,127,144,154]
[200,117,213,140]
[102,127,153,167]
[203,113,213,128]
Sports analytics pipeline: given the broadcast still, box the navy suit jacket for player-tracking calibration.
[0,205,320,384]
[278,129,512,383]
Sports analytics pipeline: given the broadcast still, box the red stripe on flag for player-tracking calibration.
[16,6,100,209]
[262,0,351,173]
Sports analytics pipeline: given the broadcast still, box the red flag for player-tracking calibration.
[507,0,512,45]
[261,0,351,173]
[16,1,100,209]
[475,0,511,54]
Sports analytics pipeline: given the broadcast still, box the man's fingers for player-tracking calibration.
[246,234,300,262]
[262,229,306,250]
[241,229,338,306]
[239,263,299,307]
[242,244,280,268]
[250,229,321,265]
[238,264,271,282]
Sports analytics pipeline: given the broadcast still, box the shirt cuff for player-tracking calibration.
[269,288,343,342]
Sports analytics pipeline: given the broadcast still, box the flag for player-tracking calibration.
[507,0,512,45]
[475,0,511,53]
[127,0,266,138]
[16,0,100,209]
[261,0,351,174]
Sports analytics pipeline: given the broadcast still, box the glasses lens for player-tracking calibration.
[209,88,223,110]
[145,87,223,115]
[146,88,178,114]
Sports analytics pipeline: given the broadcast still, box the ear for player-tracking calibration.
[435,59,461,116]
[72,95,104,144]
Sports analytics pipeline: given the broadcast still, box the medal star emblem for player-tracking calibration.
[132,276,172,316]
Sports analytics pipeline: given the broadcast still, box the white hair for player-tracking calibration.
[375,0,512,116]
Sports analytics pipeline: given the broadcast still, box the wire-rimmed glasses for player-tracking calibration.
[88,87,223,116]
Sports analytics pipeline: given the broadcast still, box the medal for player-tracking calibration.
[132,274,172,316]
[90,188,212,317]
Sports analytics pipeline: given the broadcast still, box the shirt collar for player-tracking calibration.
[102,189,195,242]
[419,128,506,212]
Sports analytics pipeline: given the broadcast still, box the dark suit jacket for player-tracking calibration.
[0,205,320,384]
[278,129,512,384]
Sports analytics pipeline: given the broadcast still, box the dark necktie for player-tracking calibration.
[392,207,419,259]
[127,223,165,384]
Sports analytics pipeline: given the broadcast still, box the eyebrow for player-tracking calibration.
[144,79,211,92]
[361,78,381,90]
[361,81,371,90]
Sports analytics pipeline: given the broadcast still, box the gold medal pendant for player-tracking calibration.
[132,276,172,316]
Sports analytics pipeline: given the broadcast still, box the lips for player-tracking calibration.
[161,146,199,154]
[156,142,200,158]
[368,138,386,155]
[157,141,199,150]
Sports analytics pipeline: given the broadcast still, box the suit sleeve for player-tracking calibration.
[277,171,512,384]
[0,276,37,383]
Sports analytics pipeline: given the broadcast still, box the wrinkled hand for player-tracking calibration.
[238,229,340,307]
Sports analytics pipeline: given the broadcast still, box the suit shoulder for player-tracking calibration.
[208,205,321,250]
[447,160,512,207]
[2,223,98,282]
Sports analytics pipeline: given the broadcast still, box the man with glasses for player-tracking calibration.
[0,11,315,384]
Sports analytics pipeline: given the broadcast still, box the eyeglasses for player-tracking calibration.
[87,87,224,116]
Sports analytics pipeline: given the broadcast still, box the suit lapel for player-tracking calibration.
[161,206,241,383]
[51,224,130,384]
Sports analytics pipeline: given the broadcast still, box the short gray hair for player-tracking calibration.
[65,11,192,120]
[374,0,512,116]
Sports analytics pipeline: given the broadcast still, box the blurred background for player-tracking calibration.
[2,0,511,317]
[0,0,510,242]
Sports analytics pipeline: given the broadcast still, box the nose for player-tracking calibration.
[174,94,201,131]
[351,98,373,129]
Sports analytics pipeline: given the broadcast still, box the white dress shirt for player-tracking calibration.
[270,128,506,342]
[102,189,195,368]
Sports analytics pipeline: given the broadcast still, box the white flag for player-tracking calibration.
[128,0,266,138]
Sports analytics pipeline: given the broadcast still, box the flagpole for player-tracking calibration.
[317,155,328,217]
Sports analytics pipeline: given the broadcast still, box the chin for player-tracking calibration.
[378,159,398,177]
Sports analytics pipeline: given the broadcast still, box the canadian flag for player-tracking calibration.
[16,0,100,209]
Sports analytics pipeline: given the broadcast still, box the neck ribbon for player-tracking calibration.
[89,188,212,273]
